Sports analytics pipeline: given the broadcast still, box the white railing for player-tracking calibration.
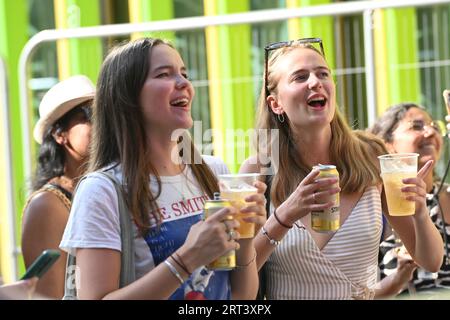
[0,57,18,281]
[18,0,450,184]
[13,0,450,277]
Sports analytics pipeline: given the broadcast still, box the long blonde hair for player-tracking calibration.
[90,38,219,236]
[257,44,387,207]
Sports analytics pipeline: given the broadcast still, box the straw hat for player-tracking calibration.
[33,75,95,144]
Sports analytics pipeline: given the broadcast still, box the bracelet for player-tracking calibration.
[171,254,191,276]
[273,209,292,229]
[236,250,257,269]
[172,252,192,275]
[273,209,305,229]
[164,260,184,285]
[261,226,281,246]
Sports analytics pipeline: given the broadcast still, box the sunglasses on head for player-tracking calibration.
[264,37,325,98]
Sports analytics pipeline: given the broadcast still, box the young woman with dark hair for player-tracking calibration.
[370,102,450,298]
[22,75,95,298]
[60,38,266,300]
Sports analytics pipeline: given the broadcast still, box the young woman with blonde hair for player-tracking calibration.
[241,38,443,299]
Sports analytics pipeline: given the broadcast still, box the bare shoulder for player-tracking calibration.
[22,191,70,267]
[239,156,261,174]
[439,185,450,222]
[23,191,69,226]
[439,184,448,193]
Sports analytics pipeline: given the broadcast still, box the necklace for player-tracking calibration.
[168,165,192,204]
[179,180,187,203]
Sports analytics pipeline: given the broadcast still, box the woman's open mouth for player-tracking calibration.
[307,95,327,109]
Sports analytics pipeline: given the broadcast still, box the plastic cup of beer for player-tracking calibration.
[218,173,260,239]
[378,153,419,216]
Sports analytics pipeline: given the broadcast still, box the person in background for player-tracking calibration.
[369,102,450,298]
[21,75,94,299]
[240,37,443,299]
[60,38,267,300]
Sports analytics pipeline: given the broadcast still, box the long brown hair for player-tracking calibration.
[257,44,387,207]
[90,38,218,235]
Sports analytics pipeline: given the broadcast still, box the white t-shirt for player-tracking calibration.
[60,155,230,300]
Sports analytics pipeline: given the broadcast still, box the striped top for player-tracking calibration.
[265,186,382,300]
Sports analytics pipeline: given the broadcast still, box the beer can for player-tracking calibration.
[311,164,340,233]
[203,192,236,270]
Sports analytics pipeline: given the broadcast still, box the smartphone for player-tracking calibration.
[21,249,61,280]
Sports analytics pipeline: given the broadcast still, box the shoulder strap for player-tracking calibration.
[62,175,88,300]
[97,171,136,287]
[62,254,77,300]
[47,183,73,200]
[23,183,72,213]
[62,172,136,299]
[43,184,72,210]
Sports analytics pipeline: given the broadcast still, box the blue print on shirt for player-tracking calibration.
[144,213,230,300]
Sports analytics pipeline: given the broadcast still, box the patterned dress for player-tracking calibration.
[379,184,450,296]
[25,183,72,210]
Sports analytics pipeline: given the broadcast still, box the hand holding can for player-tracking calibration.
[310,164,340,233]
[203,193,237,270]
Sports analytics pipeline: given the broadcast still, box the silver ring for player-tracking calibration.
[228,230,235,241]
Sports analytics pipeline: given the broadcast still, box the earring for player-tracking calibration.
[277,113,285,123]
